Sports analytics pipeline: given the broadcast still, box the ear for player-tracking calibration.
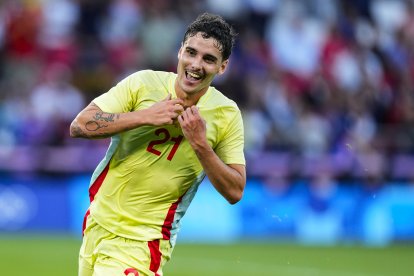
[177,43,183,59]
[217,59,229,75]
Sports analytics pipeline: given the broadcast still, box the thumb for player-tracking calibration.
[162,93,172,101]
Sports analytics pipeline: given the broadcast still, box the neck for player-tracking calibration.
[174,81,207,107]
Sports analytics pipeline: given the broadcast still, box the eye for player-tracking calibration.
[204,56,217,64]
[186,49,196,56]
[204,57,215,64]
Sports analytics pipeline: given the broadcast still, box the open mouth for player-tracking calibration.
[185,70,203,81]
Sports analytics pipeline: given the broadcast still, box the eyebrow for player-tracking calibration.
[204,54,218,62]
[186,46,196,52]
[185,46,219,62]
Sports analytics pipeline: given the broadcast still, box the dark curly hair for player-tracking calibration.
[183,13,237,61]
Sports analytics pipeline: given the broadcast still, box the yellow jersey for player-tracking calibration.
[86,70,245,247]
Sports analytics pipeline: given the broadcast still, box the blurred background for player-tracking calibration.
[1,0,414,275]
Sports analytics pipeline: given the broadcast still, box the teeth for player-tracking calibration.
[187,71,201,79]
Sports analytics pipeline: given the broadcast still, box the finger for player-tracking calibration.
[162,93,172,101]
[185,106,198,119]
[181,108,191,121]
[171,110,181,119]
[173,104,184,113]
[170,98,184,105]
[190,106,200,116]
[177,114,184,124]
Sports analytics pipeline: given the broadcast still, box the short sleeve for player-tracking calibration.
[214,109,245,165]
[92,74,139,113]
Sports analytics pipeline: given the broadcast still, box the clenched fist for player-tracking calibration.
[178,106,207,148]
[146,94,184,126]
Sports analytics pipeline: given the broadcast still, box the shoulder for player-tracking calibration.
[128,70,173,85]
[114,70,174,96]
[202,87,243,133]
[207,87,241,114]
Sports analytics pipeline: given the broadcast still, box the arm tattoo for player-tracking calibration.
[85,111,120,132]
[85,120,108,131]
[93,111,117,122]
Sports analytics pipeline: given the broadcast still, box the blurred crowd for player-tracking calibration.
[1,0,414,181]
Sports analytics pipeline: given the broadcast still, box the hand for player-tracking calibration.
[178,106,208,148]
[146,94,184,126]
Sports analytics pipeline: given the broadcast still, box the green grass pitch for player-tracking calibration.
[0,236,412,276]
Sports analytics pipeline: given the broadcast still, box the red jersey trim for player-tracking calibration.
[82,162,110,235]
[161,196,183,240]
[89,161,110,202]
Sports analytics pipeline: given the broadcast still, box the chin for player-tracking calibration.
[180,83,198,95]
[178,78,207,96]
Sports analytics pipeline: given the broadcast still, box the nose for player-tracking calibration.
[190,56,202,70]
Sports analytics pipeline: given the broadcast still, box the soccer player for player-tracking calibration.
[70,13,246,276]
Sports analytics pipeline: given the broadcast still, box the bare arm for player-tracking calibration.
[178,106,246,204]
[70,94,184,139]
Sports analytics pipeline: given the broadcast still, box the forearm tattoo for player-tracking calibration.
[85,110,120,137]
[93,111,117,123]
[85,120,107,131]
[85,112,116,131]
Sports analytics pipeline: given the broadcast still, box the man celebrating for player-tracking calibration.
[70,12,246,276]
